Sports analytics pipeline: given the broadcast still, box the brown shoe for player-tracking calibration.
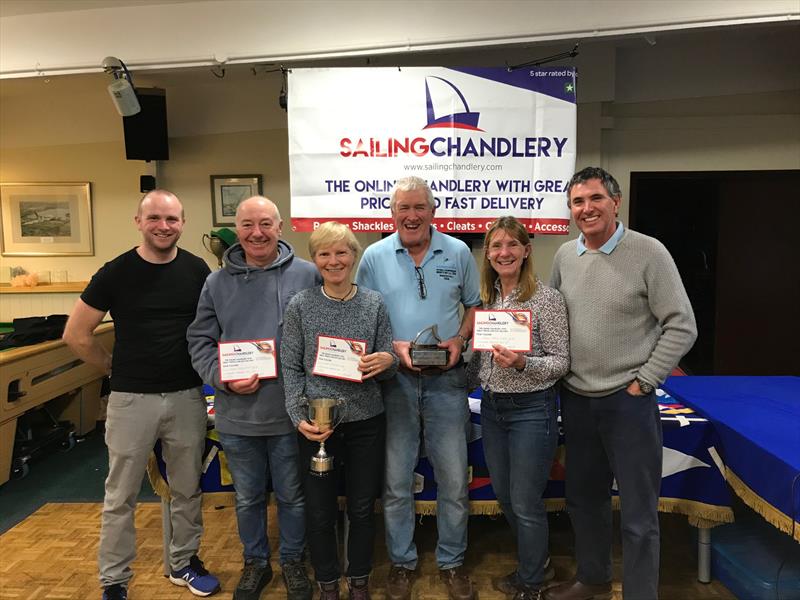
[543,557,556,583]
[347,575,370,600]
[439,566,476,600]
[318,579,340,600]
[386,565,416,600]
[543,579,612,600]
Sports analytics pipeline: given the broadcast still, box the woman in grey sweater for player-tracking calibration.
[281,221,397,600]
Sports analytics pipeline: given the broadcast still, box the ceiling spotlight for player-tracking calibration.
[102,56,141,117]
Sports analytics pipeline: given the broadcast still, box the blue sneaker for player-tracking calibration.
[169,555,221,597]
[102,584,127,600]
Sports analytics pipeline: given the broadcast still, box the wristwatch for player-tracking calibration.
[636,378,655,394]
[456,333,470,350]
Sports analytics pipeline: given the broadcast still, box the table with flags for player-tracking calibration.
[150,386,733,529]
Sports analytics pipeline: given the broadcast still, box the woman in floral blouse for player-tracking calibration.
[468,216,569,600]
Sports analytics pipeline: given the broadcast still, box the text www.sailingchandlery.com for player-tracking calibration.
[403,163,503,173]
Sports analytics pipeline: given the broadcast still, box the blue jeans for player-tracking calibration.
[382,367,470,569]
[481,387,558,586]
[216,431,306,565]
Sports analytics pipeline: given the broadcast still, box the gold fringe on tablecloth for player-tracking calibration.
[147,452,170,498]
[647,497,732,528]
[726,469,800,543]
[399,497,732,526]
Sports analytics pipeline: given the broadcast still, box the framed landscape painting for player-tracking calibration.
[210,174,263,226]
[0,182,94,256]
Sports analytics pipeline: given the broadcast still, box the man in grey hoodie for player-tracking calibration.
[187,197,320,600]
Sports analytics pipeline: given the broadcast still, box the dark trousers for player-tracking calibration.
[561,387,663,600]
[298,413,386,582]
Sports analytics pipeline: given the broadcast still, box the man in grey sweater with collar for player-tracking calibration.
[546,167,697,600]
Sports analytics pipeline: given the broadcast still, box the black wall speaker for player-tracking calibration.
[123,87,169,161]
[140,175,156,193]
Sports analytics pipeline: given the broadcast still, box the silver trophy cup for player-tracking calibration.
[307,398,345,476]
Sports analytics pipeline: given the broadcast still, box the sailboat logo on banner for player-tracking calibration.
[423,76,484,132]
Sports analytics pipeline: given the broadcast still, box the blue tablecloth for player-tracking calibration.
[410,390,732,527]
[662,376,800,542]
[150,386,733,528]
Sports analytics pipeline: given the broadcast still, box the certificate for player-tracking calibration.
[218,339,277,382]
[312,335,366,382]
[472,310,532,352]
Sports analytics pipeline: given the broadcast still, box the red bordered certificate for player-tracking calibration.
[218,339,277,382]
[472,310,532,352]
[312,335,367,382]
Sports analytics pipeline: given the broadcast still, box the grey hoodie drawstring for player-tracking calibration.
[276,265,285,325]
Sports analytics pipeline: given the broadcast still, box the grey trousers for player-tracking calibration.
[98,387,208,587]
[561,387,663,600]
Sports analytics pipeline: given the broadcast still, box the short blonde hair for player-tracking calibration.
[308,221,362,257]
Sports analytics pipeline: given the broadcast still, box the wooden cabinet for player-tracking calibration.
[0,323,114,485]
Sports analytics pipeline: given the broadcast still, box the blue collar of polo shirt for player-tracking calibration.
[577,221,624,256]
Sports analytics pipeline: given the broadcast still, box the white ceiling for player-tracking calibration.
[0,0,208,18]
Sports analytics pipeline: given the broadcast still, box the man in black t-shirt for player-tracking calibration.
[63,190,219,600]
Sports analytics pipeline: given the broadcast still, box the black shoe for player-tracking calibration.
[494,558,555,596]
[493,570,521,595]
[282,559,313,600]
[234,560,273,600]
[514,585,544,600]
[102,584,127,600]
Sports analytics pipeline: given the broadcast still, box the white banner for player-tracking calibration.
[288,66,576,235]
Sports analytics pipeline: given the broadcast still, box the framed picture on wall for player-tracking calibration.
[0,182,94,256]
[210,174,263,226]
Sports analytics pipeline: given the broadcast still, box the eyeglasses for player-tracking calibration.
[414,266,427,299]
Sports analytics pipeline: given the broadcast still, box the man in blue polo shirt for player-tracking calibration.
[356,176,480,600]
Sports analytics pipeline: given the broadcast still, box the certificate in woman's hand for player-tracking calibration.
[472,310,532,352]
[312,335,367,382]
